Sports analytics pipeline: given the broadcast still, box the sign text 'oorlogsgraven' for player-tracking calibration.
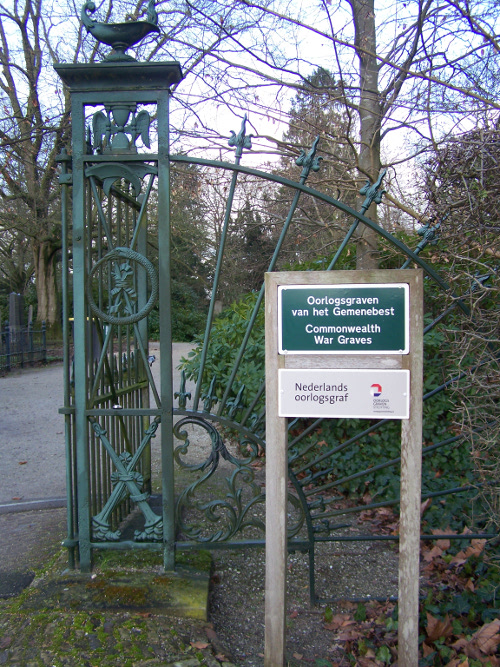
[279,283,409,354]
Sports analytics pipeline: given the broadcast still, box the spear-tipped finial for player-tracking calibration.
[359,168,387,213]
[228,115,253,161]
[174,370,192,410]
[295,136,323,183]
[417,219,441,247]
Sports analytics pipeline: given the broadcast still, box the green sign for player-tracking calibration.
[278,284,409,354]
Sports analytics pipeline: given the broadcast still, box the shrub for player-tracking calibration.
[181,287,481,531]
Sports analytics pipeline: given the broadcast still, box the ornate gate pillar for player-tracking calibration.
[56,15,183,572]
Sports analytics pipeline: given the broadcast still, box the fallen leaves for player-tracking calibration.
[323,613,356,632]
[475,620,500,654]
[443,659,470,667]
[357,506,399,534]
[421,497,433,516]
[451,619,500,661]
[426,612,454,642]
[318,526,498,667]
[423,544,446,563]
[356,658,379,667]
[419,534,499,666]
[450,539,487,566]
[323,602,398,661]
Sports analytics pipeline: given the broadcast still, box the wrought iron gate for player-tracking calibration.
[56,57,183,572]
[56,26,497,601]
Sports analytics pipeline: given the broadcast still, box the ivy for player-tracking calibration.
[181,287,484,532]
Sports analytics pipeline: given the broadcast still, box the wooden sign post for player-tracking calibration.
[265,270,423,667]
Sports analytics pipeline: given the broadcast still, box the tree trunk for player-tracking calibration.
[349,0,382,270]
[33,239,61,336]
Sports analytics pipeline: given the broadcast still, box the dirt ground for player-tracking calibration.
[0,350,400,665]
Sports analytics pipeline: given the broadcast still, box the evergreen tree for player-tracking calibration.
[270,68,359,267]
[148,164,210,340]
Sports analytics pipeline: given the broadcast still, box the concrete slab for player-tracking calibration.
[20,560,211,620]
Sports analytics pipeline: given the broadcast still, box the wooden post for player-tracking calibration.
[398,271,424,667]
[264,273,287,667]
[264,269,423,666]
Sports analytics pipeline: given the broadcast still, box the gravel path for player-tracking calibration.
[0,363,66,505]
[0,343,193,508]
[0,344,194,595]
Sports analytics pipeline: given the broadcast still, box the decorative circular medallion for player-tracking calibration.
[87,247,158,325]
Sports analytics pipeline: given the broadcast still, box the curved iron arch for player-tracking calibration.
[170,154,467,311]
[168,152,494,593]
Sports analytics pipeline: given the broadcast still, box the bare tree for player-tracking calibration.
[2,0,500,327]
[0,0,264,329]
[0,227,35,314]
[0,0,78,331]
[157,0,500,266]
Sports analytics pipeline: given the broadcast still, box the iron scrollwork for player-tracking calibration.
[173,415,305,541]
[174,415,264,542]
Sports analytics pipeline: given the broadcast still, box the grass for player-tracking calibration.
[0,549,232,667]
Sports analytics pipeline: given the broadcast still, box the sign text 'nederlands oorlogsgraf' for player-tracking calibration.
[278,368,410,419]
[279,283,409,354]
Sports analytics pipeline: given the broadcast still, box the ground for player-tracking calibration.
[1,355,498,666]
[0,541,400,666]
[1,354,399,666]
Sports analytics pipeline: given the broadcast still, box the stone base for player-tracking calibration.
[21,562,211,621]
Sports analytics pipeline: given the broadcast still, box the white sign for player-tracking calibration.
[278,368,410,419]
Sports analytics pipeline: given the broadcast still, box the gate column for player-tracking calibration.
[56,31,182,572]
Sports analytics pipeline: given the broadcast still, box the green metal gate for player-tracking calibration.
[56,56,183,572]
[56,17,497,601]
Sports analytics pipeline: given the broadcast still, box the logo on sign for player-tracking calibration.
[370,383,382,397]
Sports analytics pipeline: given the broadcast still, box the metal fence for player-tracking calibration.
[0,322,47,372]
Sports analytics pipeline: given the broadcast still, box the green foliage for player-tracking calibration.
[416,543,500,666]
[149,281,207,342]
[293,315,479,530]
[280,247,357,273]
[281,67,357,208]
[181,279,482,531]
[316,545,500,666]
[221,198,276,303]
[354,603,367,622]
[424,127,500,531]
[376,645,392,664]
[147,164,209,342]
[181,291,265,403]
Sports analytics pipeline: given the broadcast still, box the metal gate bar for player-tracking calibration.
[54,13,497,605]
